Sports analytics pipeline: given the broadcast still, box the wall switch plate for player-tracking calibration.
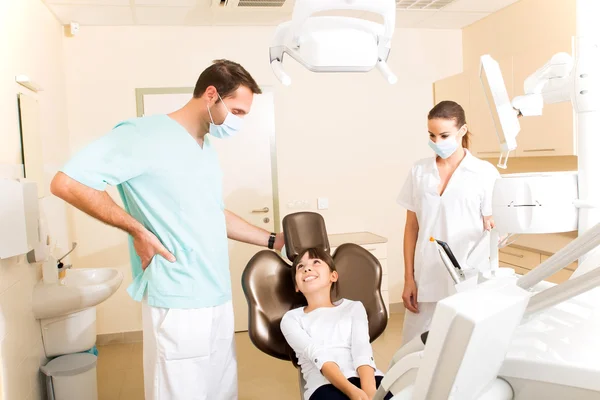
[317,198,329,210]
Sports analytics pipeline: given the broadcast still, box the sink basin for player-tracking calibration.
[33,268,123,320]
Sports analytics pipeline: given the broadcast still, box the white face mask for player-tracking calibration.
[207,93,243,139]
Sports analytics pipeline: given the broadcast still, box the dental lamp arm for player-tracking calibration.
[511,52,573,117]
[517,221,600,289]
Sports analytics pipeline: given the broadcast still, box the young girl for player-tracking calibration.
[280,248,393,400]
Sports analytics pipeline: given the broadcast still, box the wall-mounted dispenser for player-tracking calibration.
[0,178,46,261]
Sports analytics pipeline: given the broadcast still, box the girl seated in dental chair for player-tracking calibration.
[280,248,393,400]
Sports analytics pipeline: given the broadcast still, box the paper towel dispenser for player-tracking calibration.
[0,179,44,260]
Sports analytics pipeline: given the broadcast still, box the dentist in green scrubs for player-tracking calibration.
[51,59,283,400]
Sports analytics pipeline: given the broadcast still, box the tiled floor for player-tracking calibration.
[97,312,405,400]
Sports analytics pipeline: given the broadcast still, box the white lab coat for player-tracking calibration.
[141,295,238,400]
[397,150,500,343]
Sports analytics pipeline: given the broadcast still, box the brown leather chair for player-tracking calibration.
[241,212,388,395]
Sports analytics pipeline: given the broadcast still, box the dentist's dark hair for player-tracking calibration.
[290,248,339,308]
[193,59,262,100]
[428,100,471,149]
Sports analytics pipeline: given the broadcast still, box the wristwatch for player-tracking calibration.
[268,232,276,249]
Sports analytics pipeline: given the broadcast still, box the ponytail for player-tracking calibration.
[462,130,471,150]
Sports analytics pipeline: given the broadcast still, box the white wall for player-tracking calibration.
[62,25,462,334]
[0,0,71,398]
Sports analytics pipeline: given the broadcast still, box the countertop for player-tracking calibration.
[328,232,388,248]
[509,231,576,256]
[325,231,575,255]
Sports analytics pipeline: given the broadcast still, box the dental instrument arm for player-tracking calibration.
[517,221,600,289]
[50,172,176,269]
[223,210,284,250]
[511,52,574,117]
[525,264,600,317]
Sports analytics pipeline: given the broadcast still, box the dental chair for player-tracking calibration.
[241,212,388,398]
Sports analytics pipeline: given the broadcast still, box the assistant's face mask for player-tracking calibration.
[428,137,458,159]
[207,94,243,139]
[428,126,465,159]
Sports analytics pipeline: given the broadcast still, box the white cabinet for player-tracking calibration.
[329,232,390,316]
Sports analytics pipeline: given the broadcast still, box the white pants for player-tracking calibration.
[142,297,238,400]
[401,302,437,346]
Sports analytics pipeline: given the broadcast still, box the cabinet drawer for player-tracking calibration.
[360,243,387,259]
[501,261,572,284]
[499,247,541,269]
[500,263,529,277]
[379,259,388,275]
[545,268,573,284]
[381,290,390,316]
[331,243,387,260]
[540,254,578,272]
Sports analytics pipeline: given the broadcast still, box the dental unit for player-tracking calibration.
[255,0,600,399]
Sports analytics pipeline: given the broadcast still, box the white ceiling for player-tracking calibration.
[42,0,521,28]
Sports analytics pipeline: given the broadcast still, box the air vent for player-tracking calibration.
[396,0,456,10]
[238,0,286,7]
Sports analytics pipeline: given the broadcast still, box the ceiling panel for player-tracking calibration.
[44,0,129,5]
[133,0,199,6]
[211,9,289,25]
[134,6,199,25]
[418,11,489,28]
[395,10,437,28]
[42,0,503,28]
[48,5,134,25]
[443,0,520,13]
[396,0,458,10]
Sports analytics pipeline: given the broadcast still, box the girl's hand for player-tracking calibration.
[349,387,370,400]
[364,387,377,399]
[402,278,419,313]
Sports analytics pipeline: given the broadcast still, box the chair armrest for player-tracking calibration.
[372,351,423,400]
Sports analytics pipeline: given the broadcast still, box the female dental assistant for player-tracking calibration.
[397,100,501,345]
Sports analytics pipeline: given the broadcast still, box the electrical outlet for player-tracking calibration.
[317,198,329,210]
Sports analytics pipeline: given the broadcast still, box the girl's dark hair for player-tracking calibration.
[428,100,471,149]
[290,248,339,308]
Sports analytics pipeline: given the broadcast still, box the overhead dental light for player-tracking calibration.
[269,0,397,86]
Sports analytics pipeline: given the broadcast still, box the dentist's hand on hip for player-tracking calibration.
[134,228,176,270]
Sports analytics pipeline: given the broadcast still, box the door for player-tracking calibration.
[139,88,278,332]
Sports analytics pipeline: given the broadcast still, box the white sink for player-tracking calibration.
[33,268,123,320]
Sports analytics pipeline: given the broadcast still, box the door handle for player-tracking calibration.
[252,207,269,213]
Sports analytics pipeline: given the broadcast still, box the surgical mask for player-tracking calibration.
[207,94,243,139]
[428,137,459,159]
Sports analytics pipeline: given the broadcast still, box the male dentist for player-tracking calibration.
[51,59,284,399]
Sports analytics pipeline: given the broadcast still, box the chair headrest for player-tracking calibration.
[282,212,330,262]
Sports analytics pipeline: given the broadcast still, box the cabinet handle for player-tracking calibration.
[366,248,377,251]
[523,148,556,152]
[500,250,524,258]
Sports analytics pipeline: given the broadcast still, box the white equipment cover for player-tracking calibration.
[269,0,397,85]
